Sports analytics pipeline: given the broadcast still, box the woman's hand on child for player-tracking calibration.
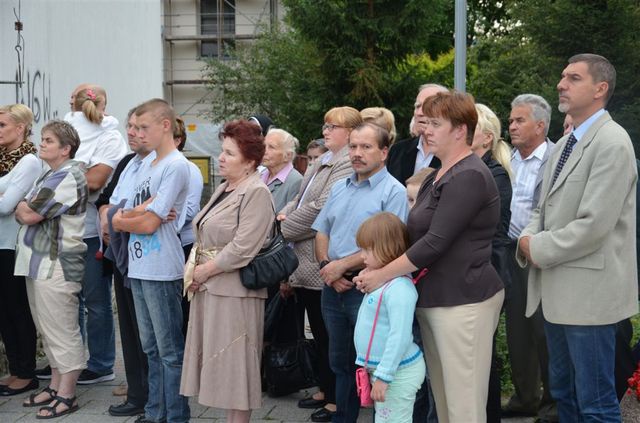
[371,379,388,402]
[354,269,385,294]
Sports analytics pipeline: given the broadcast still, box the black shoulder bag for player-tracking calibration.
[239,210,299,290]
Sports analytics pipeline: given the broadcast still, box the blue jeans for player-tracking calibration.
[321,286,363,423]
[130,278,190,423]
[80,237,115,373]
[544,320,620,423]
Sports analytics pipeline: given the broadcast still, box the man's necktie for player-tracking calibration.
[551,133,578,187]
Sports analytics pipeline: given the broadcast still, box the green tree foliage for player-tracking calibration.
[468,0,640,147]
[281,0,450,108]
[202,27,328,144]
[203,0,456,145]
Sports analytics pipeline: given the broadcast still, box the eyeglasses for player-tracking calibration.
[322,123,344,132]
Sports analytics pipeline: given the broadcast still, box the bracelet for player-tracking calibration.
[319,260,331,270]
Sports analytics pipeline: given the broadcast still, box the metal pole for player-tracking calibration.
[454,0,467,92]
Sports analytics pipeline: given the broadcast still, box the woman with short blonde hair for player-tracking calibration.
[360,107,397,145]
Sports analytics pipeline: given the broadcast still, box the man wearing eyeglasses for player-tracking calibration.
[386,83,448,186]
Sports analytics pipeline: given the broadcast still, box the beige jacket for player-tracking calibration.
[280,146,353,290]
[518,112,638,324]
[193,171,275,298]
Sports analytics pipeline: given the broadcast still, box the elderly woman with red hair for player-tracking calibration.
[180,120,274,423]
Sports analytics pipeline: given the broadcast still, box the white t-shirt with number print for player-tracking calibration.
[126,149,190,281]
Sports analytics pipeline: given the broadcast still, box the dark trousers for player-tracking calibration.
[181,244,193,338]
[486,332,502,423]
[296,287,336,404]
[504,243,554,416]
[0,249,37,379]
[113,266,148,408]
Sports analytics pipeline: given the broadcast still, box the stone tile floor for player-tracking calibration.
[0,313,535,422]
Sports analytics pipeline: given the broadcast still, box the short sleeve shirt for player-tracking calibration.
[126,150,190,281]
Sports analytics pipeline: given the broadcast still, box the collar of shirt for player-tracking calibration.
[345,166,389,188]
[261,162,294,185]
[321,151,334,165]
[572,108,606,142]
[512,140,548,163]
[415,136,435,171]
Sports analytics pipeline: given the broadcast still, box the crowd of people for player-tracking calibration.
[0,52,637,423]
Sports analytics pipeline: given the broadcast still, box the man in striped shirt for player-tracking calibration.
[503,94,557,422]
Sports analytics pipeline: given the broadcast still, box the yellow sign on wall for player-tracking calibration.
[188,156,211,185]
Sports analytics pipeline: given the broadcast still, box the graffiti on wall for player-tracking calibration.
[15,69,59,123]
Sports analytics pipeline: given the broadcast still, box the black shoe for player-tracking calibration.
[108,401,145,417]
[298,397,328,409]
[76,369,115,385]
[311,407,335,422]
[0,379,39,396]
[35,366,52,380]
[134,415,167,423]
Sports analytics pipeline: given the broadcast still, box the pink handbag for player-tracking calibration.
[356,282,394,408]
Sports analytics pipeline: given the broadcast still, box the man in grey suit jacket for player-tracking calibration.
[503,94,556,421]
[518,54,638,422]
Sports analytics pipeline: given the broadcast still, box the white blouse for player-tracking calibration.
[0,153,43,250]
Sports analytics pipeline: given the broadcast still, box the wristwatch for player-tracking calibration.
[319,260,331,270]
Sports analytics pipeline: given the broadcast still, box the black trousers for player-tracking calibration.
[486,331,502,423]
[113,266,148,408]
[504,243,553,414]
[295,287,336,403]
[181,244,193,338]
[0,249,37,379]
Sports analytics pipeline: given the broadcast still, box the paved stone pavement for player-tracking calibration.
[0,315,533,422]
[0,370,533,423]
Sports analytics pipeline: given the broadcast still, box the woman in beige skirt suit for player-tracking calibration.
[180,120,274,423]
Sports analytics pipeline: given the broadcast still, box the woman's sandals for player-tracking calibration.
[36,395,78,419]
[23,386,57,407]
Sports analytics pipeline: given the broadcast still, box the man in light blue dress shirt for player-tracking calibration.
[312,122,408,423]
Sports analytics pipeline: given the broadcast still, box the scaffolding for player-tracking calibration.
[162,0,279,90]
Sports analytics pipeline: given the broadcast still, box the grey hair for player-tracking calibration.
[418,83,448,94]
[511,94,552,135]
[267,128,299,162]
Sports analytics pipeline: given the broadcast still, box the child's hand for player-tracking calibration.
[354,269,385,293]
[371,379,388,402]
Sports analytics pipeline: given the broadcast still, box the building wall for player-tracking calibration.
[162,0,283,124]
[0,0,164,140]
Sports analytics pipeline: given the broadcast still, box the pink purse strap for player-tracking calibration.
[362,273,423,368]
[363,280,395,368]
